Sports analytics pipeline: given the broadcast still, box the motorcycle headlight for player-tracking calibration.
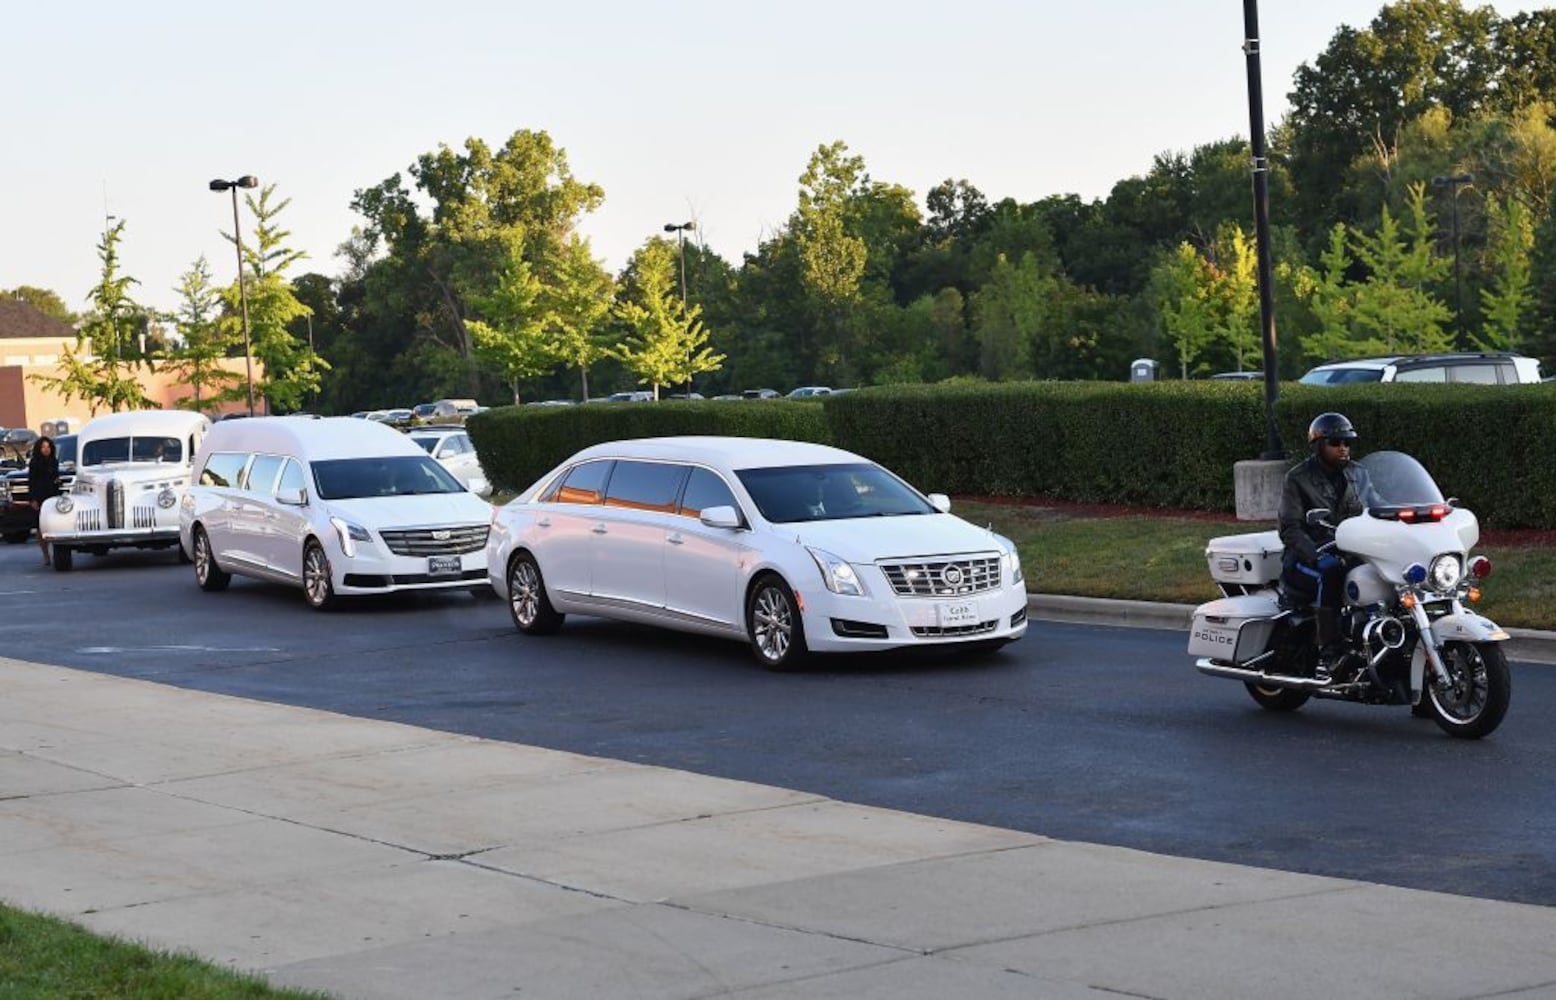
[156,487,177,509]
[329,516,372,558]
[807,546,866,597]
[1429,554,1463,591]
[54,495,73,514]
[995,533,1024,585]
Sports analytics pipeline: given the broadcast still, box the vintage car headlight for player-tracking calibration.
[329,516,372,558]
[1429,554,1463,591]
[807,546,866,597]
[156,487,177,509]
[54,495,74,514]
[995,533,1024,585]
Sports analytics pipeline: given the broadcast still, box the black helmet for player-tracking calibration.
[1308,412,1357,447]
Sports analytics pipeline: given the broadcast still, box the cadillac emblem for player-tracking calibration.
[432,529,452,541]
[942,565,964,586]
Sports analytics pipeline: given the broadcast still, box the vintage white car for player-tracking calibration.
[39,409,211,571]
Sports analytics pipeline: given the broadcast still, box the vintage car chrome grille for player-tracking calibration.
[879,556,1002,597]
[108,479,125,529]
[131,505,157,529]
[910,619,998,638]
[75,509,103,532]
[379,525,489,556]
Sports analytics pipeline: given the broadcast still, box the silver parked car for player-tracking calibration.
[408,426,491,497]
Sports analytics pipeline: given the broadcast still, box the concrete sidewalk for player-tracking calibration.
[4,657,1556,999]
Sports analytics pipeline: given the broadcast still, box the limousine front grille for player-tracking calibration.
[910,619,997,638]
[379,525,488,556]
[879,556,1002,597]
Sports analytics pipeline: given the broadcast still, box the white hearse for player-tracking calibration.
[39,409,211,571]
[180,416,493,609]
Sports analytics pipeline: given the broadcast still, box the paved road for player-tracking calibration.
[5,542,1555,906]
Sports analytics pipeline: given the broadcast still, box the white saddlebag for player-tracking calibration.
[1204,530,1283,587]
[1188,593,1280,663]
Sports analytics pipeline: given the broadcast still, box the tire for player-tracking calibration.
[2,531,27,544]
[1244,682,1311,711]
[302,539,337,610]
[52,544,72,572]
[192,527,230,592]
[1425,641,1511,739]
[506,552,564,635]
[746,574,807,671]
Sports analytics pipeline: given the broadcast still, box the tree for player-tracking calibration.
[30,220,154,413]
[613,239,724,397]
[1294,225,1362,362]
[544,236,615,401]
[1476,195,1535,350]
[467,236,557,404]
[222,185,325,413]
[1,286,74,324]
[1348,185,1455,354]
[159,256,242,410]
[1151,243,1219,379]
[969,252,1051,380]
[1209,224,1261,372]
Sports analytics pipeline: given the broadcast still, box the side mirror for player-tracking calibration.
[1305,508,1331,527]
[699,505,742,529]
[276,486,308,507]
[927,493,951,513]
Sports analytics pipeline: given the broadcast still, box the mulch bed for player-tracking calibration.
[957,495,1556,547]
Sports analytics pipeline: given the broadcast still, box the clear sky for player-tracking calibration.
[2,1,1538,318]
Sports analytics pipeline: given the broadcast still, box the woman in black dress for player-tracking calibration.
[27,436,60,566]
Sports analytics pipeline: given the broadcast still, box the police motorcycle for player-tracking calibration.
[1188,451,1511,739]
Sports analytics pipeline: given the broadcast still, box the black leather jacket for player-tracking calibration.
[1277,455,1376,565]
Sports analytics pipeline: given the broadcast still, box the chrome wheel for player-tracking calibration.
[193,528,229,592]
[746,577,806,670]
[509,558,541,627]
[1426,642,1510,738]
[303,542,334,609]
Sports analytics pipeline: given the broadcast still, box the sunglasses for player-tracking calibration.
[1325,437,1353,448]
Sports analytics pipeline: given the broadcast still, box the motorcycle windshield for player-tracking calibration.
[1357,451,1446,506]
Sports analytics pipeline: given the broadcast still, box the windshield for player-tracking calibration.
[409,436,439,455]
[311,455,464,500]
[55,435,77,469]
[81,435,182,466]
[735,462,936,523]
[1357,451,1446,506]
[1299,367,1384,385]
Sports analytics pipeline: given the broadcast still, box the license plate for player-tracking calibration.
[937,601,980,627]
[428,555,461,576]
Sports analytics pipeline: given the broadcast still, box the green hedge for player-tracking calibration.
[467,384,1556,529]
[465,400,830,494]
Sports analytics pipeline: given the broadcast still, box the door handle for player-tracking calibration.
[536,517,551,528]
[667,533,685,545]
[591,524,608,534]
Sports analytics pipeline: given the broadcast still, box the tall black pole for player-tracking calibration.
[1243,0,1284,459]
[1451,192,1464,338]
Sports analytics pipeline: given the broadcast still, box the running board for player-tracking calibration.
[1195,657,1332,691]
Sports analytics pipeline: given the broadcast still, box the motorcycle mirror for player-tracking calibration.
[1305,508,1331,527]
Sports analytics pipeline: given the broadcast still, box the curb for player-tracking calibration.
[1027,593,1556,666]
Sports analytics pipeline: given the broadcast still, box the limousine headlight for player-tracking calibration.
[807,546,866,597]
[329,516,371,558]
[995,534,1024,585]
[54,495,74,514]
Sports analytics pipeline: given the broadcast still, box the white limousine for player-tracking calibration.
[180,416,493,609]
[487,436,1029,669]
[39,409,211,571]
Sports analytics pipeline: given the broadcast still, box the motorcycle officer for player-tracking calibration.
[1277,412,1379,682]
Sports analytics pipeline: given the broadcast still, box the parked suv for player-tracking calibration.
[0,434,77,543]
[1300,352,1543,385]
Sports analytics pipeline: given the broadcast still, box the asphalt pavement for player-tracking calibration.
[5,596,1556,999]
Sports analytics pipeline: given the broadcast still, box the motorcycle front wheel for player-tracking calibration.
[1425,642,1511,739]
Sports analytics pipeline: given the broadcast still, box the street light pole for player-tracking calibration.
[1242,0,1283,460]
[664,221,694,397]
[1432,172,1474,342]
[209,175,259,416]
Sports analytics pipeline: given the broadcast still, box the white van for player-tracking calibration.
[179,416,492,609]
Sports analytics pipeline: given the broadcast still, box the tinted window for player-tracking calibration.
[277,458,307,495]
[1393,366,1447,383]
[410,435,438,454]
[679,467,739,520]
[311,456,463,500]
[200,452,247,487]
[1452,363,1502,384]
[243,454,286,495]
[550,460,614,505]
[736,462,936,523]
[604,461,686,513]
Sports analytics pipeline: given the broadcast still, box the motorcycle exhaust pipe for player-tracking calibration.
[1194,658,1331,690]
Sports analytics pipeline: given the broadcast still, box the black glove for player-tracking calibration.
[1293,534,1319,565]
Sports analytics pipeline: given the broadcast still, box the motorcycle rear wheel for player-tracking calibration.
[1425,641,1511,739]
[1244,682,1310,712]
